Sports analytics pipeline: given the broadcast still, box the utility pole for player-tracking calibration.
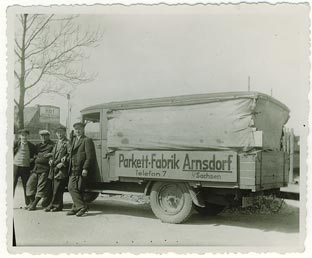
[248,76,251,91]
[66,93,71,138]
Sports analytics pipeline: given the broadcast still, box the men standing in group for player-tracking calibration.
[26,130,54,211]
[13,129,37,207]
[45,126,69,212]
[67,122,96,217]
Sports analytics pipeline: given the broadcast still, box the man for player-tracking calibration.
[45,126,69,212]
[13,129,37,207]
[67,122,96,217]
[26,130,54,211]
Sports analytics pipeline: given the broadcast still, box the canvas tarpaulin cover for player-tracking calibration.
[106,96,289,151]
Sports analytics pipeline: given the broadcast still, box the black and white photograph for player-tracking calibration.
[3,1,310,254]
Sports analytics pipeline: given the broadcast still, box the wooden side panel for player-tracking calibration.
[256,151,286,190]
[239,154,256,190]
[102,110,118,182]
[108,154,119,181]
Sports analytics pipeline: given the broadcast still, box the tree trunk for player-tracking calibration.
[17,96,25,130]
[17,14,28,130]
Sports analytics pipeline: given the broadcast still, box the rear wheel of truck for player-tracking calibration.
[83,192,99,203]
[194,202,225,216]
[150,182,193,224]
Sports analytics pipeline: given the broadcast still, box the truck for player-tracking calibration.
[78,91,291,223]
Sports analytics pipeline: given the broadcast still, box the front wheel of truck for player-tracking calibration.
[150,182,193,224]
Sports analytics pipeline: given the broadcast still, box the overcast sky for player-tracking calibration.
[26,4,310,135]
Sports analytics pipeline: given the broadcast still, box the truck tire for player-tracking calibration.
[83,192,99,203]
[194,202,225,216]
[150,182,193,224]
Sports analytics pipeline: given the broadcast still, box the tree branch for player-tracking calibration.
[25,15,54,50]
[25,32,62,59]
[24,90,44,106]
[25,39,93,90]
[26,14,39,31]
[25,64,48,90]
[14,70,21,81]
[15,14,103,109]
[14,49,22,59]
[15,39,22,50]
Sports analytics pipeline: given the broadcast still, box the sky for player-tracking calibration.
[21,3,310,136]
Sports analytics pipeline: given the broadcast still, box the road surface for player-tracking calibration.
[12,183,301,248]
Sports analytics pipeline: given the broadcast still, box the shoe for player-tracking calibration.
[66,209,78,216]
[44,207,52,212]
[28,205,36,211]
[23,204,31,210]
[51,207,62,212]
[76,207,88,217]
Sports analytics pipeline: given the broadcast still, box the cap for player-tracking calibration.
[56,126,67,132]
[18,129,30,135]
[39,129,50,135]
[73,122,85,129]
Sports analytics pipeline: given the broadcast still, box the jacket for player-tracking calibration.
[33,140,55,174]
[48,138,69,180]
[13,140,37,169]
[68,135,96,177]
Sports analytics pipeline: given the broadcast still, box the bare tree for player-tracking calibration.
[14,14,103,129]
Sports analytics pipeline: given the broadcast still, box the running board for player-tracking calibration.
[85,189,144,196]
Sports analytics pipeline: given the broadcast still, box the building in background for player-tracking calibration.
[14,105,65,142]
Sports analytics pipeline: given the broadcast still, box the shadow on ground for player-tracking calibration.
[61,198,300,234]
[187,205,299,234]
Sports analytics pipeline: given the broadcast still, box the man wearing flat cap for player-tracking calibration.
[13,129,37,207]
[45,126,69,212]
[26,130,54,211]
[67,122,96,217]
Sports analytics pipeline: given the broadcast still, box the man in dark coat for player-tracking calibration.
[26,130,54,211]
[13,129,37,207]
[45,126,69,212]
[67,122,96,217]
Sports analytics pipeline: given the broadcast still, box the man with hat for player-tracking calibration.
[45,126,69,212]
[26,130,54,211]
[67,122,96,217]
[13,129,37,207]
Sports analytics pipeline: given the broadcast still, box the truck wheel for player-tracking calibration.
[194,202,225,216]
[83,192,99,203]
[150,182,193,224]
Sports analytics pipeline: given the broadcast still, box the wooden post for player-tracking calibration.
[289,128,294,183]
[282,127,287,152]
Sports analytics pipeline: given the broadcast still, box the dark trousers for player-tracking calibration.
[68,175,86,210]
[48,179,67,209]
[26,171,49,198]
[13,165,30,205]
[41,179,53,208]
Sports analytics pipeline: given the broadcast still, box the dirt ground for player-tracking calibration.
[12,183,301,248]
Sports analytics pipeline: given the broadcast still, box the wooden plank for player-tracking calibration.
[261,176,284,184]
[239,154,256,189]
[240,177,255,186]
[240,162,257,171]
[256,151,286,190]
[289,128,294,183]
